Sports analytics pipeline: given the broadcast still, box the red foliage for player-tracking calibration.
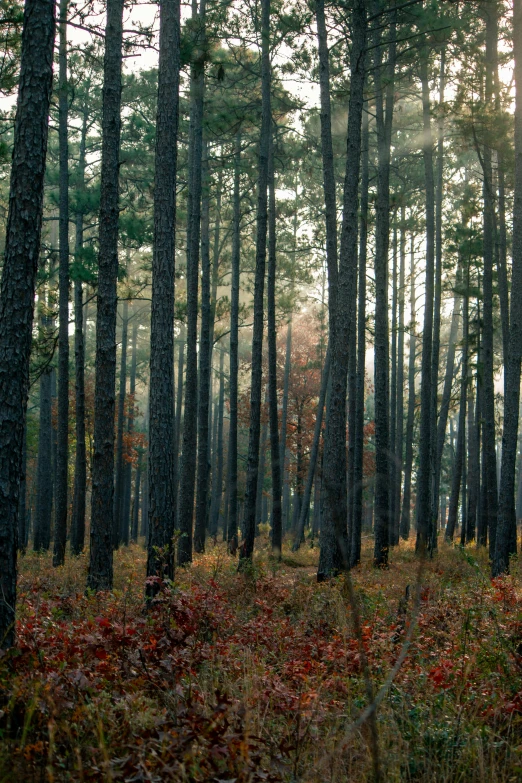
[3,549,522,779]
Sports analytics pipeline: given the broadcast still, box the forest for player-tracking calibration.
[1,0,522,779]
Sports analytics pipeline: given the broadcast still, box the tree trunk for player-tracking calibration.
[141,465,149,539]
[347,273,357,540]
[121,318,137,545]
[71,111,87,556]
[222,478,230,542]
[497,160,510,359]
[482,5,499,560]
[194,144,212,553]
[389,219,398,546]
[429,46,446,548]
[293,349,330,552]
[466,374,478,542]
[227,130,241,550]
[516,444,522,522]
[279,322,292,481]
[51,367,57,534]
[88,0,124,592]
[446,268,469,540]
[54,0,70,568]
[393,207,406,545]
[113,297,128,548]
[208,160,222,380]
[460,412,468,546]
[209,349,224,537]
[131,455,141,542]
[34,366,53,552]
[315,0,338,331]
[18,425,27,554]
[432,263,462,528]
[319,0,367,579]
[148,0,180,581]
[415,52,436,554]
[0,0,55,647]
[177,0,206,566]
[292,407,304,535]
[256,403,268,533]
[267,131,283,555]
[495,0,522,575]
[400,234,416,539]
[313,472,321,542]
[173,327,185,503]
[210,385,217,510]
[372,18,395,567]
[474,385,485,546]
[313,0,338,567]
[240,0,270,565]
[492,10,510,361]
[351,102,369,567]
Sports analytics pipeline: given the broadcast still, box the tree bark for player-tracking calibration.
[18,425,27,554]
[177,0,206,566]
[141,465,149,539]
[483,3,499,560]
[279,321,292,486]
[476,323,486,546]
[432,263,462,531]
[393,208,406,547]
[351,103,369,567]
[389,219,398,546]
[121,318,137,545]
[400,234,416,540]
[131,455,141,542]
[429,46,445,547]
[460,409,468,546]
[466,374,478,542]
[227,130,241,550]
[315,0,338,332]
[415,51,436,554]
[256,400,268,533]
[209,349,224,537]
[209,165,222,358]
[173,327,185,504]
[372,16,395,567]
[240,0,271,565]
[516,444,522,522]
[319,0,366,579]
[347,281,357,541]
[495,0,522,575]
[54,0,70,568]
[0,0,55,647]
[34,365,53,552]
[88,0,124,592]
[70,110,88,556]
[497,160,510,358]
[293,348,330,552]
[113,297,128,547]
[313,0,337,567]
[147,0,180,581]
[267,130,283,555]
[492,10,510,361]
[51,367,57,532]
[194,144,212,553]
[446,266,469,541]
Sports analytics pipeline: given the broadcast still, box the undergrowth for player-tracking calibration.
[1,537,522,781]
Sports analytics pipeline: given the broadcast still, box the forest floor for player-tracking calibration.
[1,536,522,782]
